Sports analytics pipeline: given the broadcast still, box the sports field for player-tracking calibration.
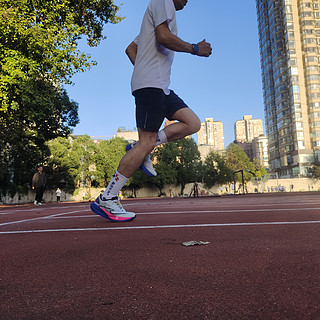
[1,192,320,319]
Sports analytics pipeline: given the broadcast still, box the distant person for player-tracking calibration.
[32,166,46,206]
[90,0,212,222]
[56,188,62,203]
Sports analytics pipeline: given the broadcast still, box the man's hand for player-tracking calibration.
[197,39,212,57]
[126,41,138,65]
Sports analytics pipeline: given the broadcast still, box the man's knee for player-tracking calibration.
[191,116,201,133]
[186,115,201,134]
[173,108,201,134]
[140,140,156,153]
[137,131,157,153]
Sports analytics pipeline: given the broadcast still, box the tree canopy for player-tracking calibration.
[1,135,271,199]
[0,0,122,194]
[225,143,255,183]
[203,151,233,189]
[310,157,320,180]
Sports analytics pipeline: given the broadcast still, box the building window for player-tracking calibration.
[293,85,300,93]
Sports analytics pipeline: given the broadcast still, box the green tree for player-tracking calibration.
[311,165,320,179]
[69,135,97,190]
[309,157,320,180]
[152,142,179,196]
[252,157,268,178]
[152,161,177,197]
[0,0,122,194]
[46,136,76,191]
[203,151,233,189]
[175,138,202,195]
[94,137,127,187]
[225,143,255,183]
[127,170,148,198]
[46,135,97,192]
[1,0,122,107]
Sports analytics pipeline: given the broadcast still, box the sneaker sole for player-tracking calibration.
[126,144,157,177]
[90,202,136,222]
[140,163,157,177]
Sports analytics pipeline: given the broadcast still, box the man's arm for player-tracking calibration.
[32,173,36,189]
[125,41,138,65]
[155,21,212,57]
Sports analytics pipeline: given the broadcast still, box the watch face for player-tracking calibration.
[193,44,199,54]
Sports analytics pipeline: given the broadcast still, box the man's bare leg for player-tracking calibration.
[101,108,200,198]
[163,108,201,142]
[118,129,158,178]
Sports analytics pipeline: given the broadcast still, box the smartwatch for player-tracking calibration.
[191,43,199,55]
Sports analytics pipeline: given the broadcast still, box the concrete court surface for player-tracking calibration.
[1,192,320,320]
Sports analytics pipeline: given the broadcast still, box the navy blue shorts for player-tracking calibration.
[133,88,189,132]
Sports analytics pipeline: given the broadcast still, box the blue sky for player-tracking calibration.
[65,0,264,146]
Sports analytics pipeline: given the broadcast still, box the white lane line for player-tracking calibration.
[0,206,314,216]
[134,207,320,214]
[2,207,320,224]
[125,200,320,207]
[50,206,320,219]
[2,200,320,214]
[0,205,89,214]
[0,211,84,227]
[1,220,320,234]
[47,207,320,218]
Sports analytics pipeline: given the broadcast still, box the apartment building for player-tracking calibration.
[197,118,224,161]
[256,0,320,176]
[234,115,264,142]
[197,118,224,150]
[252,135,270,168]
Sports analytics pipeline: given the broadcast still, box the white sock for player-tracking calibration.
[102,171,129,199]
[155,130,168,147]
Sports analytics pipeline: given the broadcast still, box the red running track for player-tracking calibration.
[1,192,320,319]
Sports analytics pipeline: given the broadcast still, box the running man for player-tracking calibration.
[91,0,212,222]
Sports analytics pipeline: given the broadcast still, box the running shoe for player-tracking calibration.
[126,143,157,177]
[90,195,136,222]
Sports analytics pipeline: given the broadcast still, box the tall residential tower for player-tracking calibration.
[234,115,264,142]
[256,0,320,177]
[197,118,224,151]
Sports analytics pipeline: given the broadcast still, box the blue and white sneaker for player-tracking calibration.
[90,195,136,222]
[126,143,157,177]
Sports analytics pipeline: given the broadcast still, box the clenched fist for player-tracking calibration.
[197,39,212,57]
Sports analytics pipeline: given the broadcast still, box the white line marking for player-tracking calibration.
[48,207,320,217]
[48,206,320,219]
[135,207,320,214]
[1,207,320,225]
[125,201,320,208]
[0,205,89,214]
[0,211,84,227]
[2,200,320,214]
[1,220,320,234]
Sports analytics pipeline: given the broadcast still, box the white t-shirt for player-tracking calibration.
[131,0,177,95]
